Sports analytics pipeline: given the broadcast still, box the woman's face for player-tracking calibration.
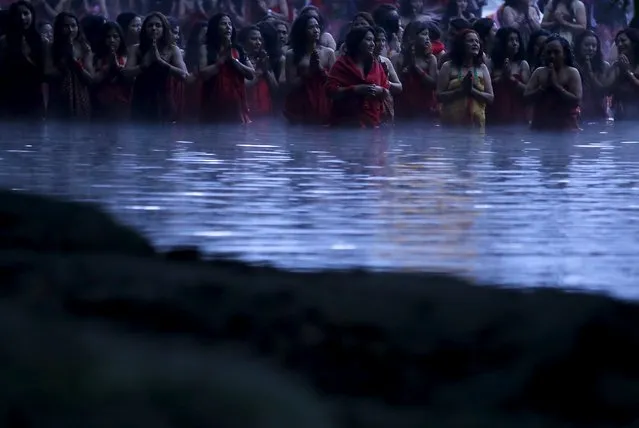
[580,35,597,59]
[218,15,232,39]
[276,23,288,46]
[246,29,262,53]
[129,16,142,37]
[416,28,430,51]
[105,27,120,52]
[359,30,375,57]
[533,35,547,57]
[61,15,78,40]
[464,31,480,56]
[306,17,320,42]
[16,5,32,30]
[40,23,53,42]
[409,0,423,14]
[374,31,387,56]
[171,25,181,44]
[615,32,632,55]
[145,16,163,41]
[544,39,564,66]
[457,0,468,12]
[506,31,519,55]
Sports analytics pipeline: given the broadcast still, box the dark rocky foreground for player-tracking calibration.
[2,190,639,428]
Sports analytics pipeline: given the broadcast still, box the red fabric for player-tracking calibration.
[283,66,331,125]
[325,55,390,127]
[201,48,250,123]
[531,87,580,130]
[184,76,202,120]
[431,40,445,56]
[395,67,438,119]
[94,56,131,118]
[487,74,527,124]
[246,77,273,117]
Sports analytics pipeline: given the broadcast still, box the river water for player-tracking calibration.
[1,120,639,298]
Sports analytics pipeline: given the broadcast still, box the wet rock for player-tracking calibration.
[0,190,154,256]
[2,190,639,427]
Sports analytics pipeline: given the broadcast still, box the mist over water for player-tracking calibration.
[2,119,639,298]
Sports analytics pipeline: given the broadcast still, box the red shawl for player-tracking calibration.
[325,55,390,127]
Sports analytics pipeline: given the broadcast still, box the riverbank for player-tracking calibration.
[1,189,639,427]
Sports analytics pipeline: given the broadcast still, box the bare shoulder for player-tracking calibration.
[567,66,581,77]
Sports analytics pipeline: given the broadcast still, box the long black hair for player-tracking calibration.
[573,29,604,73]
[449,28,484,67]
[289,14,320,65]
[615,28,639,64]
[345,25,374,75]
[95,21,127,59]
[257,20,283,77]
[400,20,429,56]
[6,1,43,65]
[52,12,87,64]
[491,27,525,69]
[205,13,245,65]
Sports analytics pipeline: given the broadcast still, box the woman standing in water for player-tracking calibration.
[436,29,493,130]
[497,0,540,48]
[283,14,335,125]
[573,30,609,121]
[92,21,130,120]
[607,29,639,121]
[0,1,45,119]
[199,13,254,123]
[373,26,402,123]
[46,12,93,119]
[524,34,582,130]
[239,25,279,117]
[488,27,530,124]
[540,0,586,45]
[326,26,390,127]
[125,12,187,122]
[392,20,438,120]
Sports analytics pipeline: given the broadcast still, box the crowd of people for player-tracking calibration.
[0,0,636,129]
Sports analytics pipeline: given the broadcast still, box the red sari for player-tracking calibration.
[246,76,273,117]
[531,86,580,130]
[93,56,131,119]
[395,65,438,119]
[283,65,331,125]
[487,73,527,124]
[201,48,250,123]
[326,55,390,127]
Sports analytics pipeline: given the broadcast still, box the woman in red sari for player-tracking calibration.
[125,12,188,122]
[239,25,280,117]
[326,26,390,127]
[46,12,93,120]
[93,21,131,120]
[487,27,530,124]
[199,13,255,123]
[524,34,582,130]
[392,20,439,120]
[284,14,335,124]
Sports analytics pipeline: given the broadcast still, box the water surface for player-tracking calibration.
[2,120,639,298]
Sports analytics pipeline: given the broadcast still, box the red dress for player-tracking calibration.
[283,64,331,125]
[246,76,273,117]
[395,65,438,119]
[94,56,131,119]
[325,56,390,127]
[487,73,527,124]
[531,86,580,130]
[201,48,250,123]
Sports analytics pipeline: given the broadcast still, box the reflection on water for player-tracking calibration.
[2,120,639,299]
